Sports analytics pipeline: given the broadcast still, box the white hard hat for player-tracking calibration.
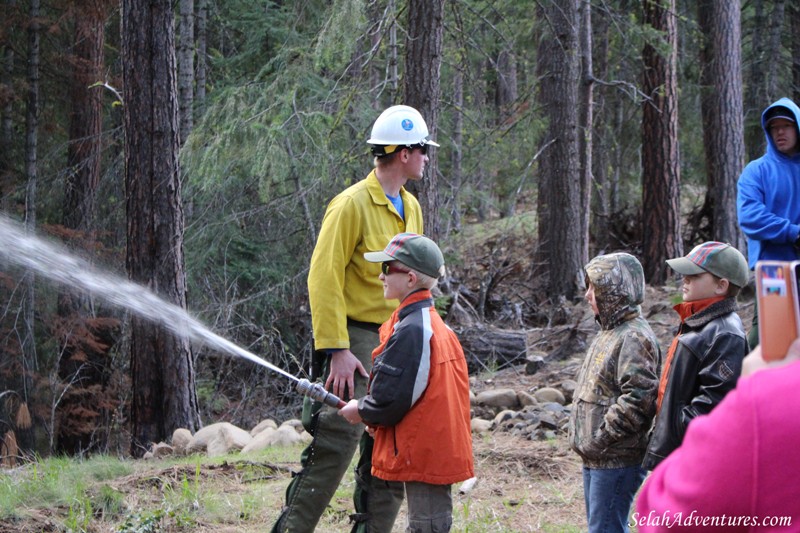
[367,105,440,152]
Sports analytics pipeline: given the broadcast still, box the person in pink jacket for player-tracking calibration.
[634,340,800,531]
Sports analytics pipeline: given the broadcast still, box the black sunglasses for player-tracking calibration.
[381,262,411,275]
[413,144,429,155]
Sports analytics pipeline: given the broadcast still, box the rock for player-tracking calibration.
[241,427,277,454]
[171,428,192,454]
[516,390,538,407]
[250,419,278,437]
[560,379,578,403]
[534,387,566,405]
[187,422,253,454]
[525,354,546,375]
[476,388,519,409]
[469,390,477,404]
[282,419,304,431]
[152,442,174,457]
[142,451,154,460]
[492,409,517,426]
[541,402,566,414]
[538,413,559,430]
[471,418,493,434]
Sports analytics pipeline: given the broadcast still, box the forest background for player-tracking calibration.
[0,0,798,461]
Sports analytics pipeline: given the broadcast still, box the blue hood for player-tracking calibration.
[761,97,800,159]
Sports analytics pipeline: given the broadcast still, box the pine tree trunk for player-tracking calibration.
[195,0,207,111]
[591,6,610,254]
[744,0,767,161]
[122,0,200,457]
[698,0,745,249]
[57,0,115,455]
[178,0,194,144]
[0,0,15,195]
[21,0,41,455]
[403,0,445,241]
[641,0,682,284]
[792,3,800,103]
[578,0,594,266]
[536,0,583,300]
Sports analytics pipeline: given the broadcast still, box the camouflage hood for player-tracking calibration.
[584,253,645,329]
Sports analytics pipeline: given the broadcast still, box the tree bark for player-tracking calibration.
[591,5,610,254]
[792,2,800,104]
[641,0,682,284]
[403,0,445,241]
[536,0,583,300]
[697,0,745,250]
[578,0,594,266]
[0,0,16,197]
[122,0,200,457]
[744,0,767,161]
[178,0,194,144]
[195,0,207,111]
[20,0,41,454]
[57,0,115,455]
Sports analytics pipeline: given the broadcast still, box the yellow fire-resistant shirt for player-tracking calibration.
[308,170,423,351]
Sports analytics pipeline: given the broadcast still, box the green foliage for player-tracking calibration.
[313,0,367,72]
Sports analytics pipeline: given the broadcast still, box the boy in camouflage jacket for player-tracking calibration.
[568,253,661,533]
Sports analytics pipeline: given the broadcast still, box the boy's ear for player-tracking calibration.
[716,277,730,295]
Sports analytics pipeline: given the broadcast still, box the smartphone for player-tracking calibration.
[755,260,800,361]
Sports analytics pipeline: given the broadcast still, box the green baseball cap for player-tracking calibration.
[364,233,445,278]
[666,241,749,287]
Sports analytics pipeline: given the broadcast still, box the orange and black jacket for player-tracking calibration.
[357,289,474,485]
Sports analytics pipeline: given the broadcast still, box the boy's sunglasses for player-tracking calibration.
[381,262,410,276]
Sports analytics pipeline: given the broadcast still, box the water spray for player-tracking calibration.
[0,214,345,409]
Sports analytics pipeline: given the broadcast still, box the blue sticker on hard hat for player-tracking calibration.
[401,119,414,131]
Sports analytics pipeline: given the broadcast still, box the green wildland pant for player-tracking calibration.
[271,322,404,533]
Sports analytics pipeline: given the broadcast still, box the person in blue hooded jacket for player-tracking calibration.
[737,97,800,349]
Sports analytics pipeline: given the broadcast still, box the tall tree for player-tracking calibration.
[20,0,41,453]
[641,0,682,284]
[0,0,16,196]
[536,0,583,300]
[56,0,117,455]
[590,5,611,254]
[178,0,194,144]
[697,0,745,249]
[195,0,207,112]
[122,0,199,456]
[578,0,594,265]
[792,2,800,103]
[403,0,445,241]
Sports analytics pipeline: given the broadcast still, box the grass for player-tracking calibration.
[0,432,586,532]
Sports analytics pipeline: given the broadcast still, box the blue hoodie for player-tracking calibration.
[737,97,800,268]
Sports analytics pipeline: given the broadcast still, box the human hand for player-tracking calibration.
[742,339,800,377]
[338,399,362,425]
[325,349,369,400]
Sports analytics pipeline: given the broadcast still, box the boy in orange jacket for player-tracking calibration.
[339,233,474,533]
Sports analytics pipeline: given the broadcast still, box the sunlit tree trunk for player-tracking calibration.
[122,0,200,457]
[641,0,682,284]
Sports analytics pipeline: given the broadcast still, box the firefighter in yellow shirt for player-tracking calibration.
[271,105,438,533]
